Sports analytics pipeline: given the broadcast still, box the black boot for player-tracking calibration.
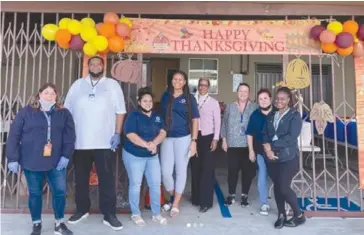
[31,223,42,235]
[274,213,287,229]
[285,212,306,227]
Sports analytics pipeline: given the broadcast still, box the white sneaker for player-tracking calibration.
[152,215,167,225]
[260,204,270,216]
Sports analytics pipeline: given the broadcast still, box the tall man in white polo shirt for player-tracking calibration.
[64,56,126,230]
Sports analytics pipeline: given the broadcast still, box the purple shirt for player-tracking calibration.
[197,95,221,140]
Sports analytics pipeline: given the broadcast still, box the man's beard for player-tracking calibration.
[89,70,104,78]
[139,105,152,113]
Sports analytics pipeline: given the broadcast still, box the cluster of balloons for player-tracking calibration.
[310,20,364,57]
[41,12,133,56]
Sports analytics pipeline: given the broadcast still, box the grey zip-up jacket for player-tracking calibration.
[262,108,302,162]
[221,101,258,148]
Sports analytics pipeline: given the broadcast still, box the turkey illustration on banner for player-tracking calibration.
[41,13,133,56]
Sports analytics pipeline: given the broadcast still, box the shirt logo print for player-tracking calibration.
[179,99,186,104]
[155,116,161,123]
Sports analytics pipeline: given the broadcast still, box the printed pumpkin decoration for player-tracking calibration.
[310,101,335,135]
[276,58,310,89]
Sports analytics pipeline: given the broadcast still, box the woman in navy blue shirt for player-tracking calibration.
[6,83,75,235]
[160,70,199,217]
[122,87,167,226]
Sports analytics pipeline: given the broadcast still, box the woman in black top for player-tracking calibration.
[262,87,306,229]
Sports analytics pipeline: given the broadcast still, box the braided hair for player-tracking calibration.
[166,70,193,132]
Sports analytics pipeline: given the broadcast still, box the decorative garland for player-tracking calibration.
[310,20,364,57]
[41,12,133,56]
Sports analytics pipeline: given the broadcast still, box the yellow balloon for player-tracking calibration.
[119,17,133,28]
[59,18,71,29]
[81,17,96,28]
[80,27,98,42]
[354,36,359,44]
[41,24,59,41]
[91,35,108,51]
[327,21,343,35]
[83,42,97,56]
[68,19,82,35]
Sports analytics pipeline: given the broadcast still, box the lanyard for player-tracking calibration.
[198,95,209,110]
[42,112,51,142]
[273,109,290,131]
[90,79,101,92]
[237,101,248,123]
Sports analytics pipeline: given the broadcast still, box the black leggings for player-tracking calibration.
[267,157,301,217]
[227,147,256,195]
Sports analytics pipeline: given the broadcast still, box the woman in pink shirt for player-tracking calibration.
[190,78,221,213]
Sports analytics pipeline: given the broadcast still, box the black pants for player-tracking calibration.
[227,147,256,195]
[190,133,217,208]
[73,149,116,215]
[266,157,301,217]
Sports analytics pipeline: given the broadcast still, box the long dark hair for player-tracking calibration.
[30,83,62,110]
[276,87,294,108]
[166,70,193,131]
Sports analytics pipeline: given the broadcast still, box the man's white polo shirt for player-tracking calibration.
[64,76,126,150]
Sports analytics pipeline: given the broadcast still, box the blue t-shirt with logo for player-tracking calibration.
[123,110,166,157]
[160,91,200,138]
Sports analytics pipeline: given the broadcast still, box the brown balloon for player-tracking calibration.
[353,41,364,57]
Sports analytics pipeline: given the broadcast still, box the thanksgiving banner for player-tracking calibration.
[124,19,321,55]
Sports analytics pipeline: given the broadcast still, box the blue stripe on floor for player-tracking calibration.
[214,182,232,218]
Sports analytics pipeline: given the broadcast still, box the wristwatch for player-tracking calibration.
[191,139,197,142]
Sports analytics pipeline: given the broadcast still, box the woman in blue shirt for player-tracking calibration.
[262,87,305,229]
[160,70,199,217]
[6,83,75,235]
[122,87,167,226]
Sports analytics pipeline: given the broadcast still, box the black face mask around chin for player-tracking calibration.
[139,105,153,114]
[260,104,272,111]
[89,70,104,78]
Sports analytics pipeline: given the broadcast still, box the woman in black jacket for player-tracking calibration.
[262,87,306,229]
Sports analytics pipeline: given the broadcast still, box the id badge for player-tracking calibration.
[240,126,246,136]
[88,93,95,101]
[43,143,52,157]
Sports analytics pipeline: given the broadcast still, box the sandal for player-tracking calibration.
[152,215,168,225]
[131,214,146,226]
[170,207,180,217]
[162,203,172,212]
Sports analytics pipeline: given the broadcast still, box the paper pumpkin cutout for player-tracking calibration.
[276,58,311,89]
[111,58,142,84]
[310,101,335,135]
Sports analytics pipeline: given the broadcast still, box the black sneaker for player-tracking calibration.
[224,195,235,206]
[284,212,306,227]
[31,223,42,235]
[240,195,250,207]
[54,223,73,235]
[103,214,123,230]
[67,212,89,224]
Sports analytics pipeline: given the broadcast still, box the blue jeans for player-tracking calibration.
[257,154,268,206]
[23,168,67,222]
[122,149,161,216]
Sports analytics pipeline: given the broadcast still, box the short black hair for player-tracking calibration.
[237,82,250,92]
[88,56,105,66]
[137,87,153,102]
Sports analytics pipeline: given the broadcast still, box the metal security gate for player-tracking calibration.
[0,12,143,213]
[256,55,363,216]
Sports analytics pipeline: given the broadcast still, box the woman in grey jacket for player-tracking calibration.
[262,87,306,229]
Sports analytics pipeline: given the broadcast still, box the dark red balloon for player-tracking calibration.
[335,32,354,49]
[69,35,85,51]
[310,25,325,41]
[357,24,364,41]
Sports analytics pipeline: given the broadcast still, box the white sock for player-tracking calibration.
[55,219,64,226]
[33,220,41,225]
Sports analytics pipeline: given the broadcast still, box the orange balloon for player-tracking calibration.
[96,23,102,34]
[55,29,72,44]
[104,12,119,24]
[337,45,354,56]
[321,42,337,54]
[99,23,116,39]
[57,40,70,49]
[98,48,110,56]
[343,20,359,36]
[108,36,124,52]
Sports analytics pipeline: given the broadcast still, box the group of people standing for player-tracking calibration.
[6,56,305,235]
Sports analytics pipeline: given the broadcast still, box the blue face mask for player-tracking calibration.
[39,100,56,111]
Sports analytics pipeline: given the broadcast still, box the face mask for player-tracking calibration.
[138,105,152,114]
[39,99,56,111]
[89,70,104,78]
[260,104,272,111]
